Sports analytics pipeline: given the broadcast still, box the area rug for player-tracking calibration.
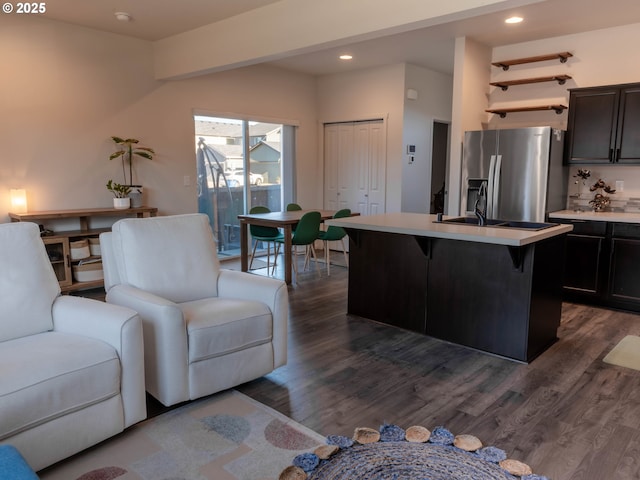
[38,390,324,480]
[280,425,550,480]
[603,335,640,371]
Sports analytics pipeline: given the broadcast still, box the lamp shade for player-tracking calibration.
[10,189,28,213]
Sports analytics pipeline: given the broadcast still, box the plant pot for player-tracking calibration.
[113,197,130,209]
[128,185,143,208]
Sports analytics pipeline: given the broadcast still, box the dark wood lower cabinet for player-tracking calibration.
[346,229,566,363]
[559,220,640,313]
[609,238,640,307]
[563,234,605,295]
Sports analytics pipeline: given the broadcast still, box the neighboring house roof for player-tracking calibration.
[207,144,242,160]
[250,140,281,155]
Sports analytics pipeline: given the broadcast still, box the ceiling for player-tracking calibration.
[41,0,640,76]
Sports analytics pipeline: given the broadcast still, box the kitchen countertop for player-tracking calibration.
[326,212,572,247]
[550,210,640,223]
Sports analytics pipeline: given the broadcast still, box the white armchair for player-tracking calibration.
[100,213,289,407]
[0,222,146,472]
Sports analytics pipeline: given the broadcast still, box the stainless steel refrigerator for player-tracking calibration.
[460,126,568,222]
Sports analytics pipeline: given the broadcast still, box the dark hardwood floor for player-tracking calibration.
[237,252,640,480]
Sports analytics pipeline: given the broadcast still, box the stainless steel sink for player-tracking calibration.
[436,217,558,231]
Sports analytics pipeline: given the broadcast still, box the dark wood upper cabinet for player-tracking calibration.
[566,83,640,164]
[617,86,640,163]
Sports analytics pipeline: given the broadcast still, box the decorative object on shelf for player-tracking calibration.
[9,188,28,213]
[280,424,550,480]
[128,185,144,208]
[106,180,131,209]
[109,136,155,206]
[589,178,616,211]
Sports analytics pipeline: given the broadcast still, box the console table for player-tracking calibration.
[10,207,157,292]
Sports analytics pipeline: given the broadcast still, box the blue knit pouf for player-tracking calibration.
[0,445,39,480]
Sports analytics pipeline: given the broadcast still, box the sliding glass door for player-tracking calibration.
[195,115,291,258]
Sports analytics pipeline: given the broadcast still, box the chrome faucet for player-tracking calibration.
[474,181,488,226]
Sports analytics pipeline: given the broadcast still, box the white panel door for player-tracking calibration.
[363,120,386,215]
[324,119,386,215]
[337,123,355,211]
[354,122,371,215]
[323,124,340,210]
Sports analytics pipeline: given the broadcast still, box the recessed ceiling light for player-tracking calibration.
[339,54,353,60]
[505,16,523,24]
[114,12,132,22]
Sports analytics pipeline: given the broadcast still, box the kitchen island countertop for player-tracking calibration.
[326,212,572,246]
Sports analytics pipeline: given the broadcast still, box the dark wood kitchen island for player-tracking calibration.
[325,213,573,363]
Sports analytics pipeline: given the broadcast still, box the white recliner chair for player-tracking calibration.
[100,213,289,407]
[0,222,146,472]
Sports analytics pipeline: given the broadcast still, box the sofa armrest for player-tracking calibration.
[51,295,146,427]
[106,284,190,407]
[217,269,289,368]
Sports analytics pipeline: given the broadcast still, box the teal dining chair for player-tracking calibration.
[272,211,321,277]
[318,208,351,275]
[286,202,303,244]
[249,206,283,273]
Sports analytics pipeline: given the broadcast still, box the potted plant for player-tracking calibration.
[106,180,132,209]
[109,136,155,207]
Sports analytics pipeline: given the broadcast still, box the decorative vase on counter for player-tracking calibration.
[113,197,130,209]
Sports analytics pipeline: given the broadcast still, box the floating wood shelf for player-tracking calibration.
[486,105,567,118]
[490,75,572,91]
[492,52,573,71]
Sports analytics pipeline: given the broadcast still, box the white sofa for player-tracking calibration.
[100,213,289,407]
[0,222,146,472]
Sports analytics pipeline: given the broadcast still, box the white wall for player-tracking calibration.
[317,64,406,212]
[401,64,453,213]
[0,15,318,221]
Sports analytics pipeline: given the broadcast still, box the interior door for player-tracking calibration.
[324,120,386,215]
[324,124,340,210]
[364,120,386,215]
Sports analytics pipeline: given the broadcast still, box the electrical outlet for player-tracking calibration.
[183,175,191,187]
[616,180,624,192]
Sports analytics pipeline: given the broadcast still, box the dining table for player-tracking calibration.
[238,209,351,284]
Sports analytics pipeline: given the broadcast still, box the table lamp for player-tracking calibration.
[10,189,28,213]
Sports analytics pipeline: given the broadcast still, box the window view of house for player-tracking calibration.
[195,115,284,257]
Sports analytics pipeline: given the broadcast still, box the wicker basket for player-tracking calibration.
[72,261,104,282]
[88,237,101,256]
[70,239,90,260]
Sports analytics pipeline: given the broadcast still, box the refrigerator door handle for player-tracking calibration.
[492,155,502,217]
[487,155,496,218]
